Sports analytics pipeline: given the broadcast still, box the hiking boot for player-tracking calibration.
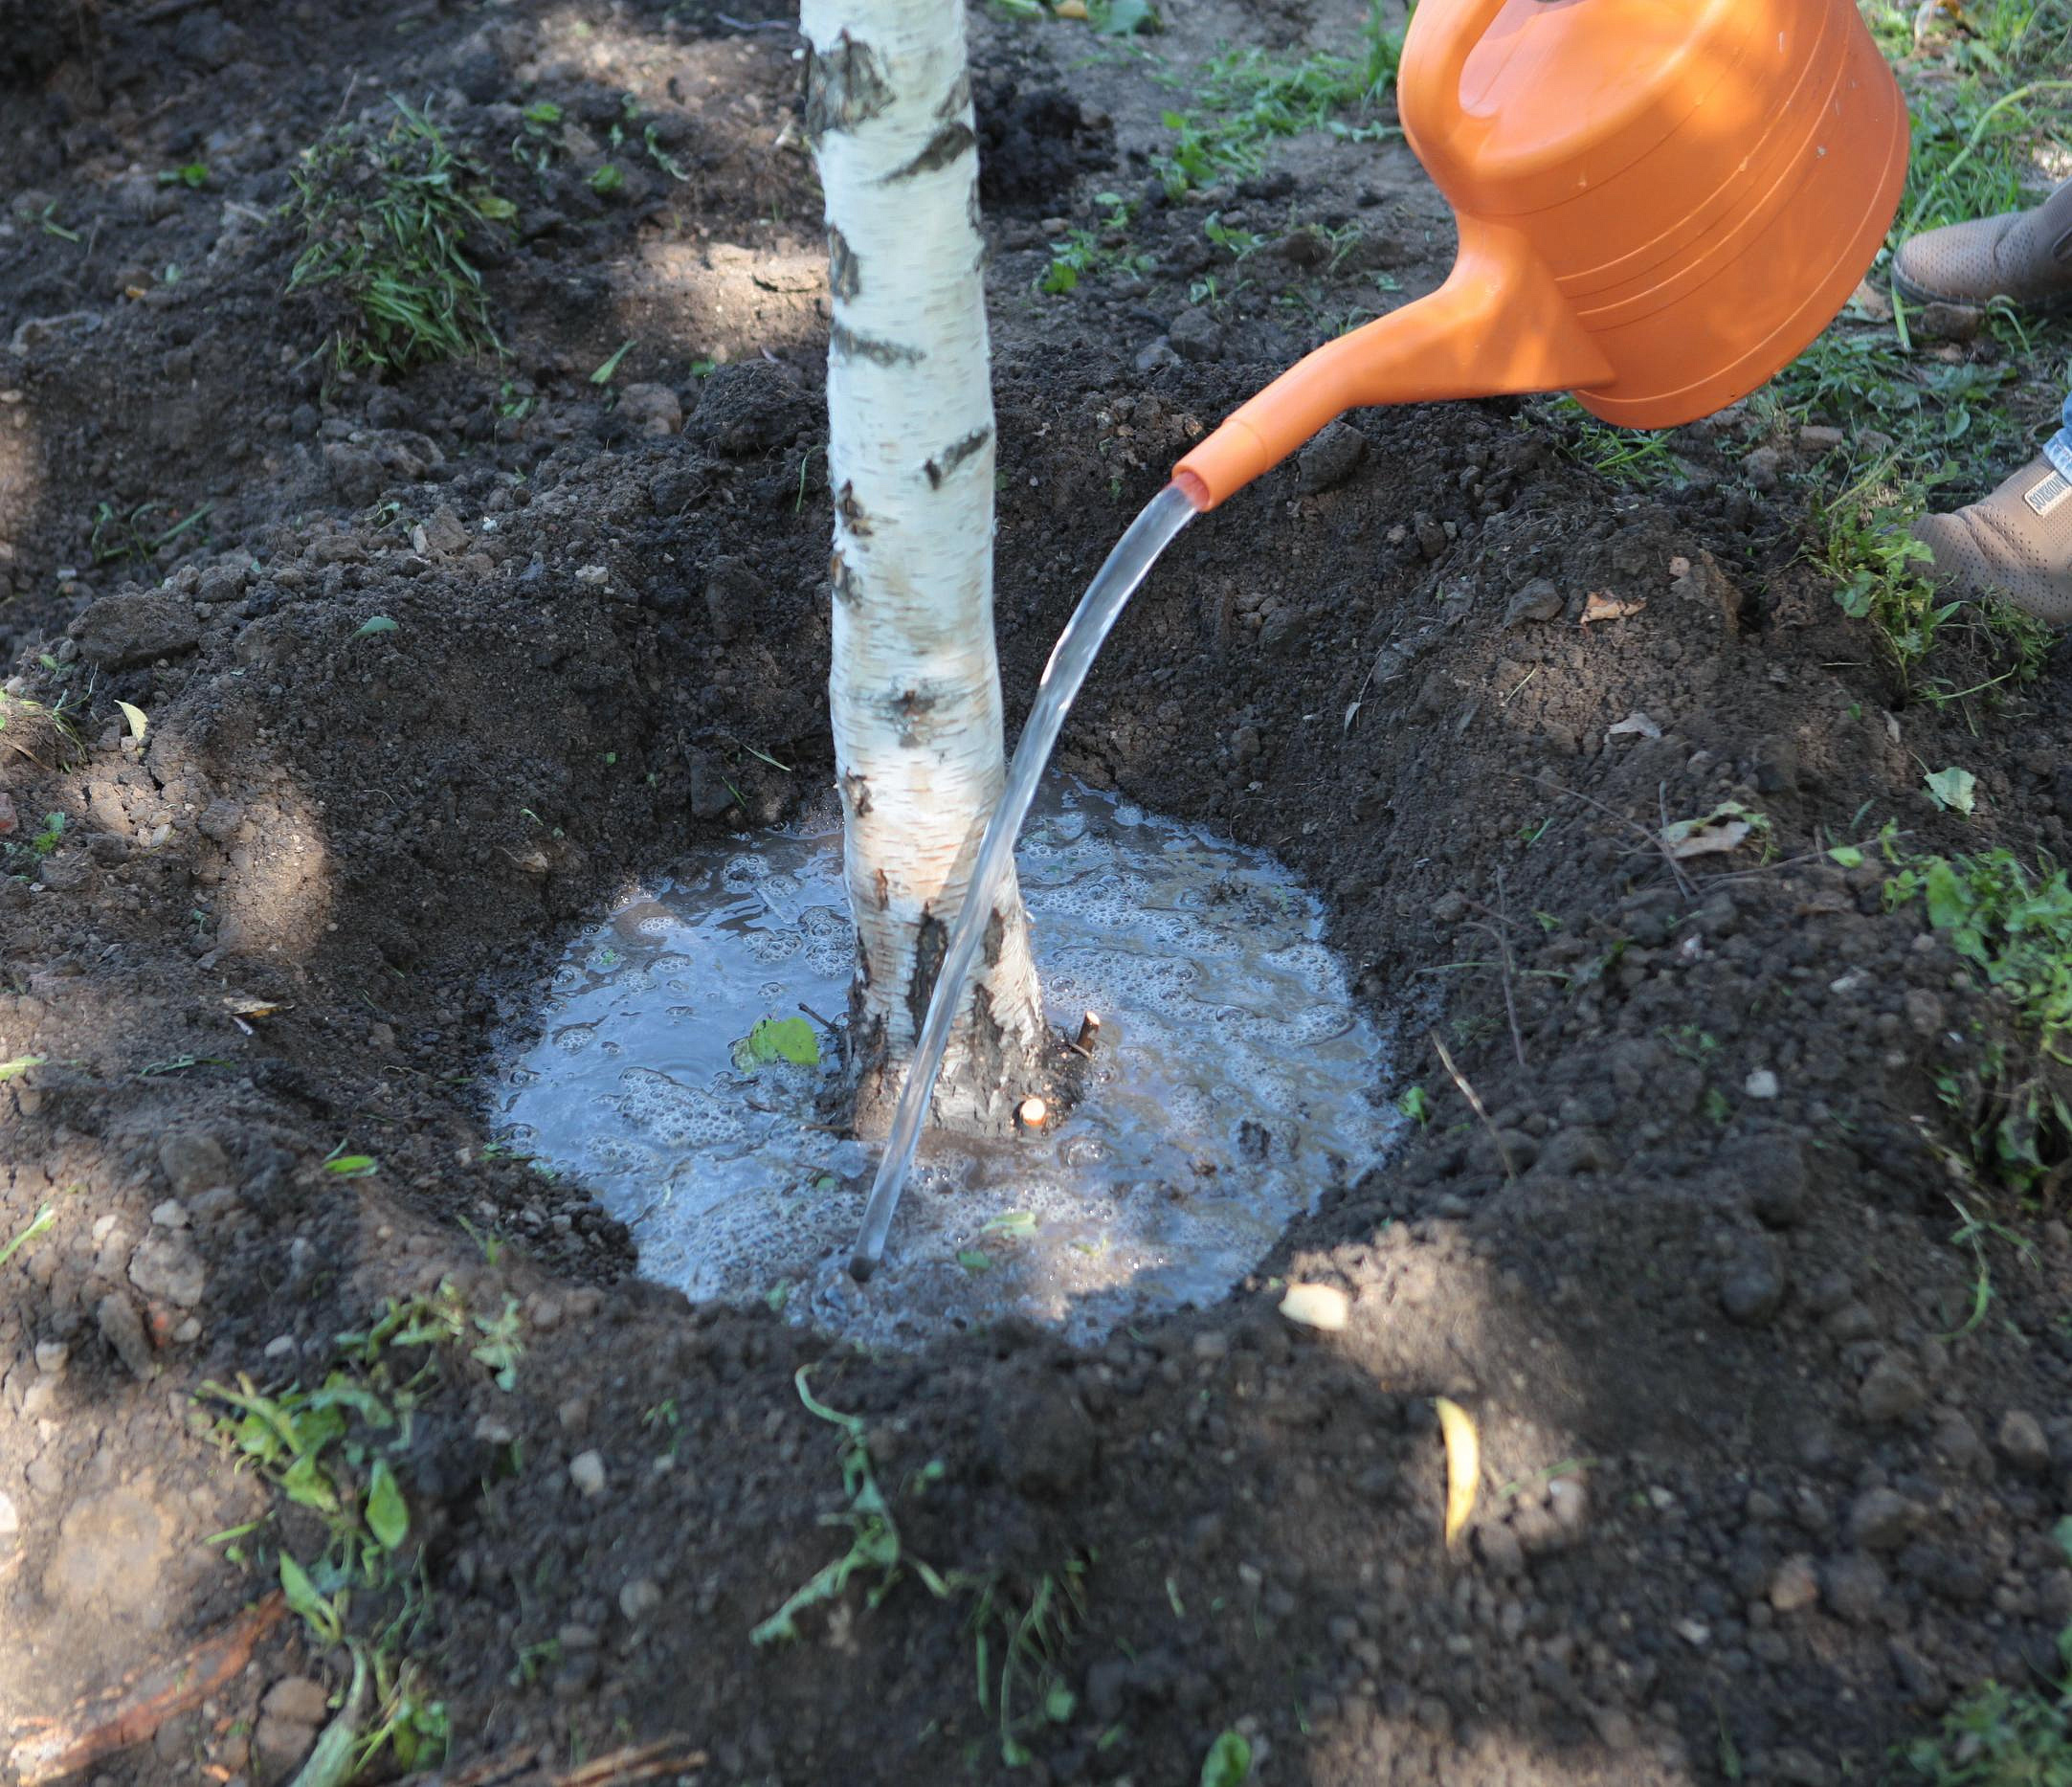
[1911,441,2072,625]
[1891,176,2072,311]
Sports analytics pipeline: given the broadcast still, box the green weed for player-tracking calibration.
[1889,849,2072,1054]
[1889,847,2072,1191]
[290,95,514,374]
[1813,460,2050,694]
[1038,191,1146,295]
[0,1202,55,1273]
[193,1281,521,1777]
[751,1365,959,1646]
[972,1563,1090,1768]
[88,497,215,565]
[754,1368,1091,1768]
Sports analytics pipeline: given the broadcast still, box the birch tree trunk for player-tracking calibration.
[800,0,1048,1137]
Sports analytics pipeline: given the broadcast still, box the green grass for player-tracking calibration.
[1154,0,1406,196]
[1749,2,2072,681]
[1545,395,1691,491]
[290,95,515,374]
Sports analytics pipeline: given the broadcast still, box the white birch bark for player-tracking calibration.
[800,0,1046,1134]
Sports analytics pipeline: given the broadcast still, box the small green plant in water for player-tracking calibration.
[290,95,515,373]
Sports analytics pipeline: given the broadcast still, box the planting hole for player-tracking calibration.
[495,777,1396,1346]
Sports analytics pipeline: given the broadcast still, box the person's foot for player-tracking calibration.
[1912,448,2072,625]
[1892,176,2072,311]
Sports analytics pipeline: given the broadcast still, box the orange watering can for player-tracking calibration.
[1173,0,1909,508]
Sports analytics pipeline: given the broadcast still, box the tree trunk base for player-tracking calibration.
[843,1006,1091,1143]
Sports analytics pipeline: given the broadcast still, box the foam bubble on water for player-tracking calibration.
[495,776,1399,1350]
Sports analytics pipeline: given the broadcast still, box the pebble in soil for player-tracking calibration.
[496,777,1396,1348]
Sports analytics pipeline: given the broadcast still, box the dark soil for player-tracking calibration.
[3,3,2070,1785]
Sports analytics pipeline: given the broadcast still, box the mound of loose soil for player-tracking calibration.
[1,2,2069,1784]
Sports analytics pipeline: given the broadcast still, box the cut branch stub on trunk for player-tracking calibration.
[802,0,1046,1139]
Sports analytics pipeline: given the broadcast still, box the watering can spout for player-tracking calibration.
[1173,223,1612,510]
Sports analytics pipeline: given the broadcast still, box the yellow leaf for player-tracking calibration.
[116,701,148,741]
[1278,1282,1348,1330]
[1055,0,1089,15]
[1434,1396,1480,1548]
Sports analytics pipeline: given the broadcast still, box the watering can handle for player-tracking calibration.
[1401,0,1513,173]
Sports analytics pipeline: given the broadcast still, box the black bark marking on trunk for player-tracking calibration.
[884,122,975,182]
[830,547,861,605]
[841,770,873,816]
[890,684,938,747]
[874,865,890,910]
[832,321,923,367]
[935,69,971,122]
[924,426,992,489]
[828,225,860,302]
[836,481,874,538]
[982,904,1007,969]
[804,34,892,137]
[906,905,949,1040]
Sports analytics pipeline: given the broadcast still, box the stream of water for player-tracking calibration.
[849,480,1201,1275]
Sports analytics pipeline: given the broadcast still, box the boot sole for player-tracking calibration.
[1889,265,2072,316]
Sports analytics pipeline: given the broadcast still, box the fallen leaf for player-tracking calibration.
[222,994,290,1019]
[731,1015,819,1070]
[1054,0,1090,14]
[1606,712,1661,741]
[1662,800,1769,860]
[1847,278,1895,324]
[1667,819,1750,859]
[116,701,148,741]
[351,615,398,639]
[1435,1396,1480,1548]
[1923,765,1976,815]
[1279,1282,1349,1330]
[1580,591,1645,626]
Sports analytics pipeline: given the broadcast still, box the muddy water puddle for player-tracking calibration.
[494,778,1396,1348]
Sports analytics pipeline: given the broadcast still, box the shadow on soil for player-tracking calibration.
[1,3,2070,1785]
